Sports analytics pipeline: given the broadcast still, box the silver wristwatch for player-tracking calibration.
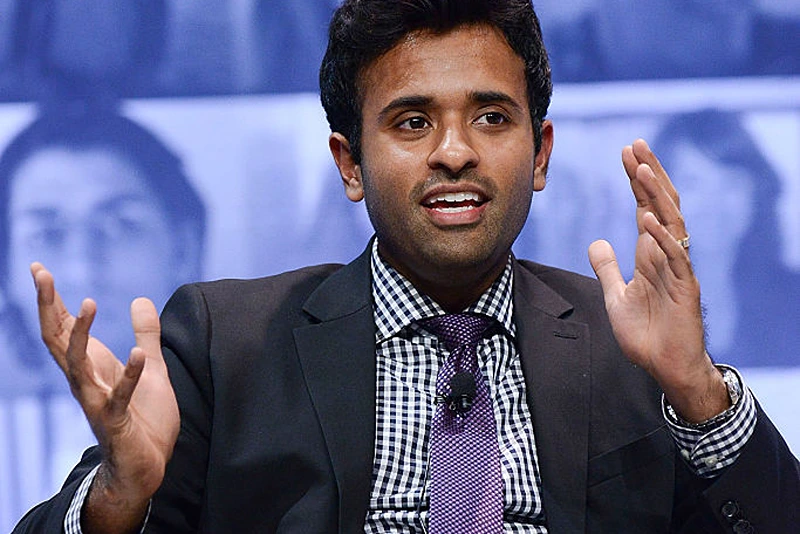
[679,366,742,431]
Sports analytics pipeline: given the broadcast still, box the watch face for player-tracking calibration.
[722,368,742,405]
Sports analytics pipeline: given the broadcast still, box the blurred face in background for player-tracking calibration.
[7,146,187,359]
[667,142,754,260]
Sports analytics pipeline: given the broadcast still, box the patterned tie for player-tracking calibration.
[421,314,503,534]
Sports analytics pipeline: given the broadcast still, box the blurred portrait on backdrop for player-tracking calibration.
[653,109,800,367]
[0,0,799,530]
[0,103,205,527]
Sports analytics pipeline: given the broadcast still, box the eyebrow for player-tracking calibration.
[377,91,524,122]
[13,194,157,218]
[471,91,525,114]
[377,95,434,122]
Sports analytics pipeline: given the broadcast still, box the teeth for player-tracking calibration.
[427,192,482,204]
[436,205,473,213]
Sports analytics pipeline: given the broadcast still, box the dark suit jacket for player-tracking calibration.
[14,247,800,533]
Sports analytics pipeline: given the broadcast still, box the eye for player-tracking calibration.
[398,116,430,130]
[475,111,509,126]
[30,226,67,249]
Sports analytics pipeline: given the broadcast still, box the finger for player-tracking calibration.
[31,262,54,307]
[621,144,640,182]
[107,347,146,418]
[65,299,98,388]
[631,139,679,207]
[622,145,648,207]
[634,163,686,238]
[32,263,77,361]
[642,212,694,281]
[622,146,657,236]
[588,240,626,305]
[131,298,165,369]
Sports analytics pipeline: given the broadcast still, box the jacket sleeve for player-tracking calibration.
[11,447,102,533]
[11,283,215,534]
[672,400,800,533]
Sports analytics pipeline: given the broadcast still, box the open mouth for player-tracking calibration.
[423,191,487,212]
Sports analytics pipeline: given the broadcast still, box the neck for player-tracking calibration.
[379,247,510,313]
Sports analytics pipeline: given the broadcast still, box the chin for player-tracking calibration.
[424,239,507,274]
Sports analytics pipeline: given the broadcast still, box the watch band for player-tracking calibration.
[669,366,743,431]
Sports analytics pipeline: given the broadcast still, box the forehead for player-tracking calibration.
[359,24,528,112]
[9,147,155,212]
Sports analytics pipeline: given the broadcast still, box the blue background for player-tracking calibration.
[1,1,798,528]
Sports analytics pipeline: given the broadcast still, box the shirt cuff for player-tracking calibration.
[662,365,757,478]
[63,465,151,534]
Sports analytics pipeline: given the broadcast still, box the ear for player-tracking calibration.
[329,132,364,202]
[533,120,554,192]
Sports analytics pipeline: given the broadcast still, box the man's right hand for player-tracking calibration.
[32,262,179,533]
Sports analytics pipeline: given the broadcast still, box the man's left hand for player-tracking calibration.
[588,139,729,424]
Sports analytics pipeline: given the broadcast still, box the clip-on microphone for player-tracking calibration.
[445,371,476,414]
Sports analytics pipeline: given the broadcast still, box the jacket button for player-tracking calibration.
[721,500,740,520]
[732,519,754,534]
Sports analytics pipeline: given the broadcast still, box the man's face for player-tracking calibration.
[7,147,186,358]
[332,24,552,298]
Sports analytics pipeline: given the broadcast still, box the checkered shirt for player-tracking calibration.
[664,365,756,477]
[362,240,756,533]
[364,242,548,533]
[63,242,757,533]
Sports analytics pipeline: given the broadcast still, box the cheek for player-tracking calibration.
[361,174,403,237]
[503,162,537,231]
[503,158,537,206]
[105,229,178,283]
[6,258,33,311]
[359,153,416,217]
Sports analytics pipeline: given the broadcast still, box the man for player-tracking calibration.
[0,105,205,530]
[14,1,800,533]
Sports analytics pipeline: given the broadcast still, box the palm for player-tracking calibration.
[589,140,706,388]
[602,233,703,380]
[33,263,179,499]
[83,323,178,494]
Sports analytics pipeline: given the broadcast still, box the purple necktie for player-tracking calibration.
[421,314,503,534]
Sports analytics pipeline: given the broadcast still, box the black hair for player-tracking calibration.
[0,102,206,283]
[319,0,552,163]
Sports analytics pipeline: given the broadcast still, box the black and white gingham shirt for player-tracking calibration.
[362,240,756,533]
[64,241,756,533]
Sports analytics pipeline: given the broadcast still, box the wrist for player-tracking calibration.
[673,366,742,429]
[663,359,732,424]
[80,463,153,534]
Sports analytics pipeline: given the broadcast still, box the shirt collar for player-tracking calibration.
[371,239,516,343]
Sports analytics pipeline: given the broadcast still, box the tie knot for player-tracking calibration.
[420,313,493,351]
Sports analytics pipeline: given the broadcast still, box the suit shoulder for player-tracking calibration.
[196,263,343,295]
[515,259,605,310]
[166,263,345,318]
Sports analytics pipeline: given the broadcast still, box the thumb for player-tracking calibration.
[131,298,162,363]
[588,240,625,305]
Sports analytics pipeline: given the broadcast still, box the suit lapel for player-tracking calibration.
[291,252,594,532]
[293,247,377,533]
[514,261,591,533]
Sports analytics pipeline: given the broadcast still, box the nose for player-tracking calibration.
[55,228,105,300]
[427,122,479,176]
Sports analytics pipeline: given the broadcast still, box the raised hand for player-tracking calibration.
[32,262,179,532]
[588,140,729,423]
